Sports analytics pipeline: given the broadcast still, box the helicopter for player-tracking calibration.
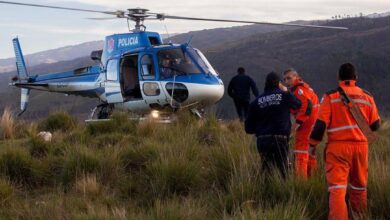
[1,1,348,120]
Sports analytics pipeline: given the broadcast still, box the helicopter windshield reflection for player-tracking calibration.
[158,48,201,79]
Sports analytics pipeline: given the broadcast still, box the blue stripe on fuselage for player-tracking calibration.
[159,74,222,85]
[32,66,101,83]
[64,88,105,97]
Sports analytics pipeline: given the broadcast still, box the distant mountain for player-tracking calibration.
[167,24,295,50]
[367,11,390,18]
[206,16,390,118]
[0,41,103,73]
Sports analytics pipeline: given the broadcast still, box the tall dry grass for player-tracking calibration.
[0,108,14,140]
[0,112,388,219]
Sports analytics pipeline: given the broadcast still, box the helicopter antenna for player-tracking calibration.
[163,23,172,43]
[126,19,131,32]
[185,35,194,46]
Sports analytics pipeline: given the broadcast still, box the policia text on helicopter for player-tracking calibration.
[237,63,380,220]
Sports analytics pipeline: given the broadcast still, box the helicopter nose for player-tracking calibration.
[186,82,225,106]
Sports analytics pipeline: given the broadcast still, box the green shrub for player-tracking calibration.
[86,112,138,136]
[0,147,36,186]
[88,133,124,148]
[61,147,101,188]
[38,112,76,132]
[146,158,202,198]
[120,145,159,172]
[150,198,208,220]
[28,136,50,157]
[0,178,13,205]
[86,120,117,135]
[207,148,236,190]
[368,157,390,219]
[111,112,138,134]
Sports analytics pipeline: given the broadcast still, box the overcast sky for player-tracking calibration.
[0,0,389,59]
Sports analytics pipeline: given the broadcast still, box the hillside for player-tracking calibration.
[0,111,389,219]
[0,41,103,73]
[1,16,390,119]
[206,16,390,118]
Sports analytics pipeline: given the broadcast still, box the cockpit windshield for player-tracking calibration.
[189,48,218,76]
[158,48,201,79]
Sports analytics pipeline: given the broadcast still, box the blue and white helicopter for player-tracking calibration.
[2,1,348,119]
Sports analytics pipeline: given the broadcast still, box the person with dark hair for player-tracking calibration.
[245,72,301,178]
[309,63,381,219]
[228,67,259,121]
[283,68,320,179]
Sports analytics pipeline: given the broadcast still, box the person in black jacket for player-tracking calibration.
[228,67,259,121]
[245,72,301,178]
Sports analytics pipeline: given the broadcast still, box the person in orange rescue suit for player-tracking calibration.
[309,63,381,220]
[283,69,319,179]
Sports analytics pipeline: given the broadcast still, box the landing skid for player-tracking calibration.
[86,104,176,123]
[85,115,175,124]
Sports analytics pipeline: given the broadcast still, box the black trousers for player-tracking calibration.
[256,136,289,178]
[233,99,249,121]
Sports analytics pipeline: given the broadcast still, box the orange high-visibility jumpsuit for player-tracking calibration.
[290,79,319,178]
[310,80,381,220]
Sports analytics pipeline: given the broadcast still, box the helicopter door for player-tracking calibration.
[139,54,167,108]
[120,55,142,101]
[105,59,124,103]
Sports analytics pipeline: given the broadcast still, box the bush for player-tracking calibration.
[86,112,138,136]
[38,112,76,132]
[146,158,203,198]
[120,145,159,172]
[28,136,50,157]
[86,120,117,135]
[0,147,38,187]
[60,147,101,188]
[88,133,124,148]
[0,178,13,205]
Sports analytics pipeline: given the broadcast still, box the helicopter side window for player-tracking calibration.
[149,37,160,46]
[140,54,155,80]
[106,59,118,81]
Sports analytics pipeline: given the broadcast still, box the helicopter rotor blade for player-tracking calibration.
[159,15,348,30]
[0,0,121,16]
[87,17,123,20]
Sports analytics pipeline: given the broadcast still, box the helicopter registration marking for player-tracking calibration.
[118,36,139,48]
[56,83,68,88]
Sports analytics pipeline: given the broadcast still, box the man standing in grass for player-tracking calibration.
[309,63,381,220]
[283,68,320,179]
[245,72,301,178]
[228,67,259,121]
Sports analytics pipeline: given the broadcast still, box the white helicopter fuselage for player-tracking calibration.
[11,33,225,117]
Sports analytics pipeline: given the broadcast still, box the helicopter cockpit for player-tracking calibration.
[157,47,218,79]
[158,48,200,79]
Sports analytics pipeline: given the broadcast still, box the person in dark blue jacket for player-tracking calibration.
[228,67,259,121]
[245,72,301,178]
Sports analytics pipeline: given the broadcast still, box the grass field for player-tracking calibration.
[0,110,389,219]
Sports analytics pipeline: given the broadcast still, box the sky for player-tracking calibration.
[0,0,389,59]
